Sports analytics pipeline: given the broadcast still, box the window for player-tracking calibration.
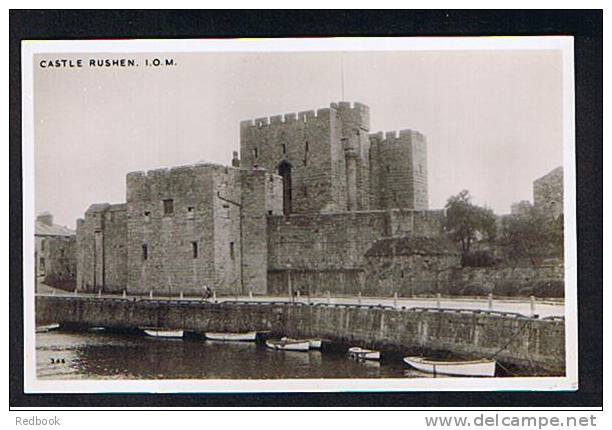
[230,242,235,260]
[253,147,258,159]
[305,141,309,152]
[191,241,198,259]
[142,244,148,261]
[163,199,174,216]
[144,211,151,222]
[41,240,45,251]
[187,206,195,219]
[281,143,286,154]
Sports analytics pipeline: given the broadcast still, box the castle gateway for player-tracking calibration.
[76,102,444,296]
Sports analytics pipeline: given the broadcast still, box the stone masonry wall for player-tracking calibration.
[75,203,127,293]
[36,296,566,375]
[533,166,563,219]
[126,165,220,295]
[240,102,371,214]
[266,209,444,295]
[369,129,429,210]
[124,163,280,296]
[42,236,77,288]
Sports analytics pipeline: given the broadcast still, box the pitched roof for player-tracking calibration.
[365,236,459,258]
[35,221,75,237]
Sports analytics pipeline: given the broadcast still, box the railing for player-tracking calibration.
[36,293,564,321]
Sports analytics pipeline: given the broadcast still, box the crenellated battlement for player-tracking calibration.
[126,162,238,181]
[369,129,425,145]
[240,102,368,130]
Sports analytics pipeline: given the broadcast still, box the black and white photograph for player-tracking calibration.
[20,36,579,394]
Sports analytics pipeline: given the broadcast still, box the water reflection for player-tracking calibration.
[37,330,421,380]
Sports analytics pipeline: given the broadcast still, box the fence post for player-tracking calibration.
[358,291,362,305]
[249,290,253,299]
[393,292,398,309]
[180,291,184,300]
[530,295,536,317]
[98,289,102,298]
[122,290,126,299]
[73,288,77,297]
[436,293,441,309]
[488,293,493,310]
[213,290,217,302]
[149,290,153,299]
[326,291,331,304]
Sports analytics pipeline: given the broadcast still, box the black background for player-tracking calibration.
[9,10,603,408]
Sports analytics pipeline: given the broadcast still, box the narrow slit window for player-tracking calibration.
[253,147,258,159]
[281,143,286,154]
[230,242,235,260]
[191,241,198,259]
[142,244,148,261]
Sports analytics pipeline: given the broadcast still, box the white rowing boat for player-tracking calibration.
[205,331,258,341]
[36,323,60,333]
[281,337,324,349]
[266,339,310,351]
[403,356,496,377]
[143,328,184,339]
[348,347,381,361]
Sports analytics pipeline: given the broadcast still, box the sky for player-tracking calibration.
[33,49,564,229]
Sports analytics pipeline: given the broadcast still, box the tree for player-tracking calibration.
[444,190,497,256]
[501,207,563,266]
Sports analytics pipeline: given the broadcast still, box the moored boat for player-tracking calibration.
[205,331,258,341]
[142,328,184,339]
[36,323,60,333]
[280,336,324,349]
[403,356,496,377]
[265,339,310,352]
[348,346,381,361]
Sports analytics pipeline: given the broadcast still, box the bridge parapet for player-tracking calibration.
[35,296,565,375]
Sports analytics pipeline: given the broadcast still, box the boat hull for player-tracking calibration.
[403,357,496,377]
[36,323,60,333]
[266,340,310,351]
[205,331,258,341]
[143,329,184,339]
[280,337,323,349]
[348,347,381,361]
[308,339,323,349]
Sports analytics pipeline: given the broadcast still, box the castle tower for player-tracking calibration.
[369,129,429,210]
[240,102,371,214]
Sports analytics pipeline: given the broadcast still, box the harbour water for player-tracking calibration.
[37,330,439,380]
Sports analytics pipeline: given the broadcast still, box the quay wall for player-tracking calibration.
[36,296,565,375]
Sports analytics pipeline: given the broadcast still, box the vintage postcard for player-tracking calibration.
[21,36,577,393]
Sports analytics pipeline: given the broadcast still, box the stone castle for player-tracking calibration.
[75,101,448,296]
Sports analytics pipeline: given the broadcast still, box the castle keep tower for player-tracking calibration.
[240,102,371,214]
[240,101,428,214]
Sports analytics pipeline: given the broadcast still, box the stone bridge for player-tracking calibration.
[35,295,565,375]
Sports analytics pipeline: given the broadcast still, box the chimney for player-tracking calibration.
[231,151,240,167]
[37,212,53,226]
